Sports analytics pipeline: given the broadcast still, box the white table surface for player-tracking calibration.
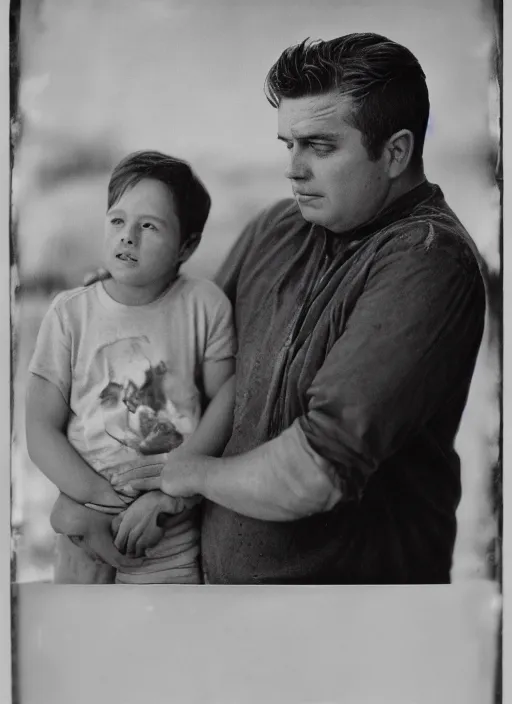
[14,580,500,704]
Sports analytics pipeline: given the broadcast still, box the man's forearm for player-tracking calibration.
[166,420,343,521]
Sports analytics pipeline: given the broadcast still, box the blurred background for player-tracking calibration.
[11,0,500,584]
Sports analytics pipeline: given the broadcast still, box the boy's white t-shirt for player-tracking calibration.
[29,275,236,477]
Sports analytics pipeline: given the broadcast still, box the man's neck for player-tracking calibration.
[384,169,426,211]
[326,169,428,237]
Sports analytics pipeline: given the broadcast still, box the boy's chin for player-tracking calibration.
[107,260,146,285]
[108,272,177,293]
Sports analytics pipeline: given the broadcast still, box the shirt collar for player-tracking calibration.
[323,180,441,251]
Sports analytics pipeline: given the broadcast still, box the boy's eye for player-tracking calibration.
[141,222,157,231]
[110,217,124,226]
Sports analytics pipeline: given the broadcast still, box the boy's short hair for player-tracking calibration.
[264,33,429,169]
[108,151,211,246]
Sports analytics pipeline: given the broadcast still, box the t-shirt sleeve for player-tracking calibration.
[204,286,237,362]
[28,296,72,403]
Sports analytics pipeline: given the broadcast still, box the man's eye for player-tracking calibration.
[311,143,333,154]
[141,222,157,231]
[110,217,124,226]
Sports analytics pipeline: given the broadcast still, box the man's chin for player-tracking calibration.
[297,203,328,226]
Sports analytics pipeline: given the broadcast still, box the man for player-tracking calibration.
[55,33,486,584]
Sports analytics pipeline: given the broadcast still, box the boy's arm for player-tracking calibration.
[110,363,235,515]
[50,493,144,569]
[178,284,237,458]
[51,491,103,535]
[110,364,235,552]
[178,362,235,457]
[26,374,127,508]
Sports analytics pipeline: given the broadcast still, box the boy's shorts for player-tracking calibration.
[54,535,116,584]
[54,515,202,585]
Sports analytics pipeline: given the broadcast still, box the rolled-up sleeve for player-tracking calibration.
[298,239,486,501]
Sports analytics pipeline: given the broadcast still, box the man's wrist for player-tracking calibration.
[188,455,210,496]
[161,454,211,498]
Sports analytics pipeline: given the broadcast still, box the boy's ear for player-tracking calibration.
[178,232,201,264]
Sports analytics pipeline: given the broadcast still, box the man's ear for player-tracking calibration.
[384,129,415,179]
[178,232,201,265]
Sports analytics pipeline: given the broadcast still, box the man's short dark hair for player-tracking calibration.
[107,150,211,245]
[265,33,429,168]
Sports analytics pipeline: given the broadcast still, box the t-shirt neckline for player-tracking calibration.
[95,275,184,312]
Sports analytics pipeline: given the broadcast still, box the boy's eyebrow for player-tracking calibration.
[138,214,168,225]
[107,208,168,225]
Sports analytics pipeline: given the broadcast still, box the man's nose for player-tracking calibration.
[284,147,309,181]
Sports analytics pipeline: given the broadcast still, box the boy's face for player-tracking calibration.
[104,178,182,299]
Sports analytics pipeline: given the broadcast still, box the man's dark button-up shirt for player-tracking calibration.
[201,181,486,584]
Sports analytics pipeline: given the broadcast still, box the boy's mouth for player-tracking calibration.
[116,252,138,263]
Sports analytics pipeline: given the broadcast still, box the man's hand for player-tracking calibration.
[115,451,206,505]
[111,491,191,557]
[126,424,342,522]
[109,459,166,494]
[83,268,111,286]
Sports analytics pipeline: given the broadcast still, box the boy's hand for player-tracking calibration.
[51,493,144,569]
[112,491,190,557]
[77,508,145,570]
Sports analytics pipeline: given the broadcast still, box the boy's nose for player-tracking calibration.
[121,224,139,246]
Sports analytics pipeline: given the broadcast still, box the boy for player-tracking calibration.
[25,150,236,584]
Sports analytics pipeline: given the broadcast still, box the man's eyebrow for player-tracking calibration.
[277,131,339,142]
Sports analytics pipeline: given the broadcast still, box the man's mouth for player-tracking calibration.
[294,192,321,202]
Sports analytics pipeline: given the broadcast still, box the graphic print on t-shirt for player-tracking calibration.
[95,337,200,457]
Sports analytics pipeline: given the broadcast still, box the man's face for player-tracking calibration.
[277,91,392,233]
[104,178,182,292]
